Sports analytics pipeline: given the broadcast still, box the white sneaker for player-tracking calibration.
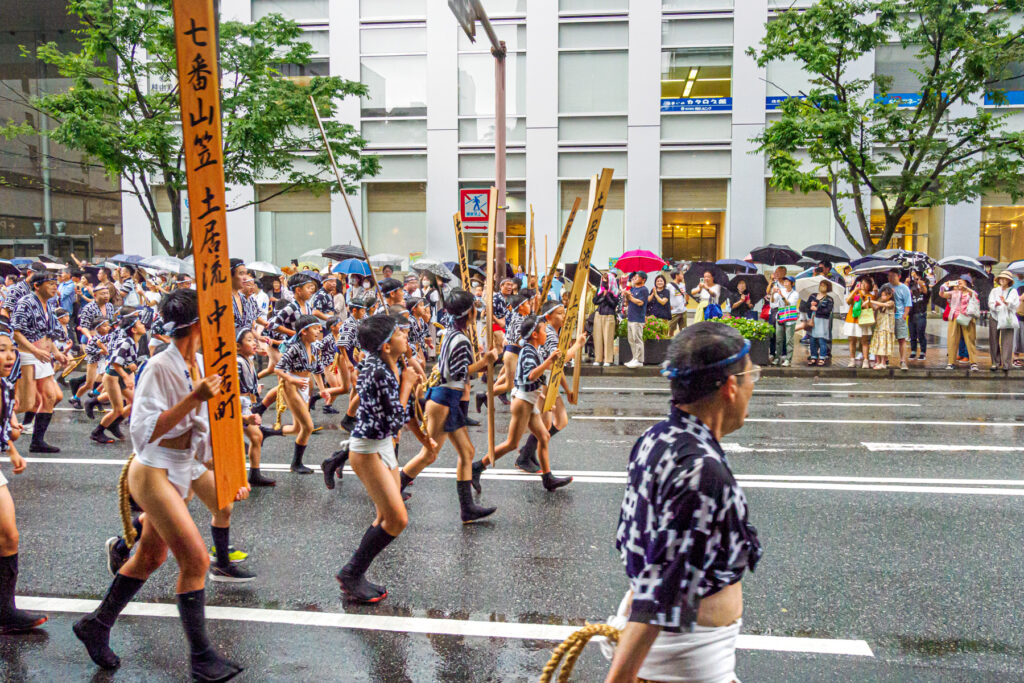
[603,362,612,367]
[781,359,791,367]
[593,362,601,367]
[625,360,641,368]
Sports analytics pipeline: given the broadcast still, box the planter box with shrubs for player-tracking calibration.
[706,316,775,366]
[615,316,673,366]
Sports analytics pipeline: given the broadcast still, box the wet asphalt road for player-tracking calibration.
[0,376,1023,681]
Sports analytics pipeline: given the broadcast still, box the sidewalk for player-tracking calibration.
[584,336,1019,380]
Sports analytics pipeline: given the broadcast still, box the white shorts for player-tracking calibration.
[19,352,55,380]
[349,436,398,470]
[512,387,542,415]
[0,468,7,487]
[842,321,873,338]
[135,446,197,498]
[601,592,741,683]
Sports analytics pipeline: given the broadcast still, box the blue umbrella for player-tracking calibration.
[333,258,372,276]
[716,258,756,274]
[9,257,32,267]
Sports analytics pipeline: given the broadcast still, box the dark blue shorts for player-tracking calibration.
[425,386,466,433]
[344,347,355,364]
[503,344,521,356]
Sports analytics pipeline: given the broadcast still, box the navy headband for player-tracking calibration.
[661,339,751,380]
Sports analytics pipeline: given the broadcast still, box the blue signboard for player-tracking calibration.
[766,95,807,110]
[661,97,733,113]
[985,90,1024,106]
[876,92,922,107]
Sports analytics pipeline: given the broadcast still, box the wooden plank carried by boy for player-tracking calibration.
[542,169,613,413]
[568,177,599,405]
[452,213,480,353]
[483,187,499,460]
[539,196,582,303]
[171,0,246,509]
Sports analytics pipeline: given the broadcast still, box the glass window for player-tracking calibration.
[661,150,731,176]
[980,206,1024,262]
[252,0,329,21]
[558,51,628,114]
[558,116,627,142]
[360,27,427,55]
[765,208,830,248]
[274,59,330,78]
[362,119,427,145]
[300,29,330,55]
[359,0,425,19]
[255,211,331,266]
[661,113,731,141]
[561,0,628,10]
[664,0,732,8]
[661,48,732,108]
[458,24,527,51]
[361,56,427,117]
[459,53,526,117]
[374,154,427,180]
[559,179,626,270]
[765,55,812,98]
[558,151,627,177]
[875,45,922,95]
[662,19,733,47]
[988,61,1024,103]
[661,220,721,263]
[364,182,427,258]
[459,117,527,144]
[558,22,629,49]
[458,153,527,179]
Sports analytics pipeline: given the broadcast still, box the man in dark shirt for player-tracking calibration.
[623,272,649,368]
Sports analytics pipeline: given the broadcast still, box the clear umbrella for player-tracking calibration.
[246,261,282,276]
[369,253,404,269]
[141,255,194,276]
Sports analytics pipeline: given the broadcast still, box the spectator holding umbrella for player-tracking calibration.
[690,271,722,323]
[623,272,649,369]
[940,275,980,371]
[987,270,1019,372]
[766,266,787,360]
[908,271,930,362]
[732,279,755,320]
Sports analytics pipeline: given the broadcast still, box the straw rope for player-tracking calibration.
[539,623,653,683]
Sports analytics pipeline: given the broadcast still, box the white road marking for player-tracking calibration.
[15,595,874,656]
[778,402,921,407]
[20,458,1024,495]
[579,387,1024,397]
[575,416,1024,428]
[862,442,1024,453]
[812,382,860,386]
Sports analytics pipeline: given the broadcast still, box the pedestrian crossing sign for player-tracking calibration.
[460,189,490,224]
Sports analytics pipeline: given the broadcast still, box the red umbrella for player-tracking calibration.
[615,249,665,274]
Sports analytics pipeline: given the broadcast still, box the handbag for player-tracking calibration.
[777,304,799,324]
[997,306,1020,330]
[851,298,862,319]
[705,302,723,320]
[943,303,951,322]
[759,302,771,321]
[965,295,980,319]
[955,313,973,327]
[856,300,875,326]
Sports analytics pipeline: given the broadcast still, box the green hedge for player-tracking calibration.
[615,316,673,341]
[707,316,774,341]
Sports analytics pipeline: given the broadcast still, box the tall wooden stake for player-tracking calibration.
[568,178,598,404]
[172,0,245,509]
[452,213,480,352]
[540,196,581,302]
[484,187,498,461]
[543,169,613,413]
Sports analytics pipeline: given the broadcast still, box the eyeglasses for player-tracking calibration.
[733,365,761,384]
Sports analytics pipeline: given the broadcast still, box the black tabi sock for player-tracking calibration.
[114,517,143,555]
[459,400,470,419]
[91,574,146,628]
[252,402,268,416]
[69,375,86,394]
[400,470,414,491]
[211,526,231,569]
[258,425,283,438]
[522,433,538,458]
[22,412,35,426]
[0,553,18,617]
[176,589,212,656]
[343,525,396,580]
[549,425,560,438]
[291,443,307,468]
[30,412,52,444]
[91,423,107,438]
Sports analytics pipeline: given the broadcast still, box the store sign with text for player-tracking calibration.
[661,97,733,113]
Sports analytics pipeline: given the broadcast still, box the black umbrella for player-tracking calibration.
[937,257,987,280]
[323,244,366,261]
[715,258,756,274]
[802,243,850,263]
[471,260,515,279]
[0,261,19,278]
[978,255,999,266]
[411,260,455,282]
[931,272,993,308]
[750,243,801,266]
[851,257,899,275]
[684,261,731,295]
[563,262,602,289]
[797,257,817,268]
[728,273,768,306]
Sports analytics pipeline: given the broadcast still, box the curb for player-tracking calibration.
[579,366,1018,381]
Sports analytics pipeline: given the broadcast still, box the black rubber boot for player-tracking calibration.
[290,443,312,474]
[248,467,276,487]
[73,574,145,670]
[337,525,395,603]
[321,445,349,490]
[497,392,510,406]
[322,404,340,414]
[475,392,487,414]
[29,412,59,453]
[0,554,46,634]
[91,424,115,445]
[542,472,573,491]
[252,402,268,416]
[107,416,125,440]
[515,448,540,474]
[177,589,243,683]
[458,480,496,524]
[339,414,356,432]
[84,395,99,420]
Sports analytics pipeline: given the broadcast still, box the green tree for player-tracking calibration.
[750,0,1024,255]
[1,0,377,257]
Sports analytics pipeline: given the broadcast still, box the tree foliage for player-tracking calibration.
[2,0,378,257]
[750,0,1024,255]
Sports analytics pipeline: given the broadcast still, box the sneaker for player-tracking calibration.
[946,363,954,370]
[900,362,908,371]
[105,536,129,577]
[19,422,33,436]
[624,360,641,369]
[847,359,857,368]
[209,545,248,564]
[603,362,612,367]
[592,362,601,367]
[781,359,790,367]
[970,363,979,372]
[209,563,256,583]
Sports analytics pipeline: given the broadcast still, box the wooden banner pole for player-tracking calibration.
[452,213,480,352]
[484,187,498,461]
[171,0,245,509]
[308,95,384,305]
[542,168,614,413]
[539,196,581,302]
[566,177,598,404]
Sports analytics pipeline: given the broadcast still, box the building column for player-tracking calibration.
[625,0,661,254]
[425,0,458,257]
[728,0,768,259]
[120,181,153,255]
[941,97,983,259]
[525,0,558,260]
